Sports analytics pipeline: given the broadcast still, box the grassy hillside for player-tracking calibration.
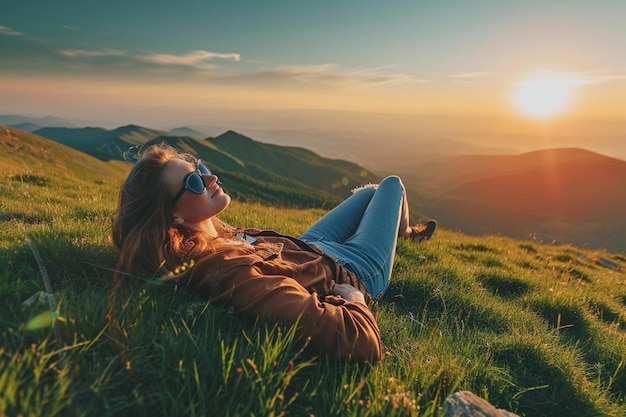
[1,127,626,416]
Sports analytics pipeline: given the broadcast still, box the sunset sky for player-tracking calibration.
[1,0,625,131]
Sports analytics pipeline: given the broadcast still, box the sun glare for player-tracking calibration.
[513,73,580,119]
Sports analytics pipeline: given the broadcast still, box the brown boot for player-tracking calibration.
[410,220,437,241]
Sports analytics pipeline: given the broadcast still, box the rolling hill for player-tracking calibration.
[3,126,379,209]
[411,148,626,252]
[140,134,349,208]
[206,130,378,199]
[34,124,168,161]
[0,126,128,180]
[167,127,207,138]
[31,124,382,200]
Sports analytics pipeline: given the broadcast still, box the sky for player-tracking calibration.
[1,0,626,133]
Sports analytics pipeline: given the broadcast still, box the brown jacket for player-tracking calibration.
[169,229,383,363]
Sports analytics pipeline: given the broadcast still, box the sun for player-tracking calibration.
[513,73,579,118]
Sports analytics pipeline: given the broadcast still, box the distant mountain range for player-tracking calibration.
[1,123,378,209]
[2,114,625,253]
[409,149,626,252]
[34,124,168,161]
[0,114,80,129]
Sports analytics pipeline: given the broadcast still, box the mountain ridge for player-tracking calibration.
[0,114,80,128]
[34,125,168,161]
[3,115,625,252]
[414,148,626,252]
[2,126,369,210]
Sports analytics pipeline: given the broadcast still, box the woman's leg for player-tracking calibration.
[299,184,378,243]
[300,176,408,300]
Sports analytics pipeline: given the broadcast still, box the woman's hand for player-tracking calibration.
[330,283,366,305]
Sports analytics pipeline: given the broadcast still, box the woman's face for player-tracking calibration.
[163,158,231,225]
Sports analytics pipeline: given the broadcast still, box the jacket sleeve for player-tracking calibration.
[208,264,383,363]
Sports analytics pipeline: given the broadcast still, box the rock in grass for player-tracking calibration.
[443,391,519,417]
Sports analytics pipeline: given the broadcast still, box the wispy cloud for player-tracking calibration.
[516,70,626,88]
[446,71,492,84]
[222,63,420,88]
[576,68,626,84]
[352,65,430,85]
[52,48,241,74]
[447,72,492,79]
[0,27,416,90]
[0,25,23,36]
[50,45,417,88]
[599,74,626,81]
[59,49,127,58]
[137,50,240,70]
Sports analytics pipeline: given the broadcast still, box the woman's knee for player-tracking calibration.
[351,182,378,196]
[351,176,405,201]
[379,175,405,192]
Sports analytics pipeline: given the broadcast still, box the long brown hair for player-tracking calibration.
[111,143,217,278]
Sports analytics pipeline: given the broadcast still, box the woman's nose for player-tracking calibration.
[202,173,218,187]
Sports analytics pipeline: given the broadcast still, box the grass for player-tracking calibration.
[1,145,626,416]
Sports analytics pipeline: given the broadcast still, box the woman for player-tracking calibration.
[111,143,436,363]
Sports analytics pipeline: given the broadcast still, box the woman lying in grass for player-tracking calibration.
[111,143,436,362]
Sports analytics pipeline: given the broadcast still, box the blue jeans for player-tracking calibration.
[299,176,406,300]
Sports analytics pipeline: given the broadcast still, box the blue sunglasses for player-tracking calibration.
[171,160,212,206]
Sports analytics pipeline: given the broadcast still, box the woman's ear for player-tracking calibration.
[172,215,184,225]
